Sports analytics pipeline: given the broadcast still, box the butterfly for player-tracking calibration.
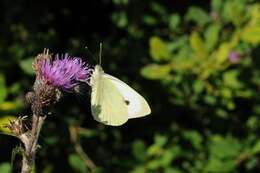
[90,65,151,126]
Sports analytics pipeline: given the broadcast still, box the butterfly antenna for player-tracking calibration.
[84,45,98,64]
[99,42,102,66]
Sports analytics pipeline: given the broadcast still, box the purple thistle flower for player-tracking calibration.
[229,51,240,63]
[40,54,91,89]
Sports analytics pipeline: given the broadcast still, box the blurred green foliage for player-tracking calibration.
[0,0,260,173]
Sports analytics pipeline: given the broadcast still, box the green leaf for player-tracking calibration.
[241,26,260,45]
[154,134,167,147]
[41,165,53,173]
[149,36,171,61]
[19,58,34,75]
[185,7,210,26]
[160,151,174,167]
[112,0,128,5]
[211,0,223,12]
[143,15,157,26]
[215,43,230,63]
[246,158,258,170]
[132,140,147,161]
[150,2,166,16]
[189,32,206,58]
[204,24,221,52]
[0,102,19,111]
[223,70,242,89]
[68,153,87,173]
[112,12,128,28]
[0,163,12,173]
[204,158,236,173]
[0,115,16,134]
[182,130,202,149]
[141,64,171,80]
[210,136,241,159]
[193,80,205,94]
[0,74,7,104]
[223,0,245,26]
[251,140,260,155]
[169,14,180,31]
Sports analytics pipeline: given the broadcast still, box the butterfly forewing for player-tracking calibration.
[90,66,128,126]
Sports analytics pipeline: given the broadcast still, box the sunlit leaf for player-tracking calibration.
[141,64,171,80]
[0,115,16,134]
[149,36,171,62]
[0,102,18,111]
[19,57,34,75]
[241,26,260,45]
[189,32,206,58]
[215,43,230,63]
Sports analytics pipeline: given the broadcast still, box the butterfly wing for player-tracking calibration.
[91,67,128,126]
[103,74,151,119]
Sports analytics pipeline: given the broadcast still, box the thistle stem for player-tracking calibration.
[20,115,46,173]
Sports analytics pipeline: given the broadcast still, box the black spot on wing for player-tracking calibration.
[124,99,130,105]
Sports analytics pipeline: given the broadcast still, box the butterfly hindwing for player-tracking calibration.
[103,74,151,119]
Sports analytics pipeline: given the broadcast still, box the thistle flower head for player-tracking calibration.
[39,54,91,89]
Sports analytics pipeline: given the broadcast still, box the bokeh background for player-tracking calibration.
[0,0,260,173]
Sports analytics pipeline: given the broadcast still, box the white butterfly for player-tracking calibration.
[90,65,151,126]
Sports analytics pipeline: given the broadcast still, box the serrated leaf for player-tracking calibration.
[141,64,171,80]
[149,36,171,62]
[19,58,34,75]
